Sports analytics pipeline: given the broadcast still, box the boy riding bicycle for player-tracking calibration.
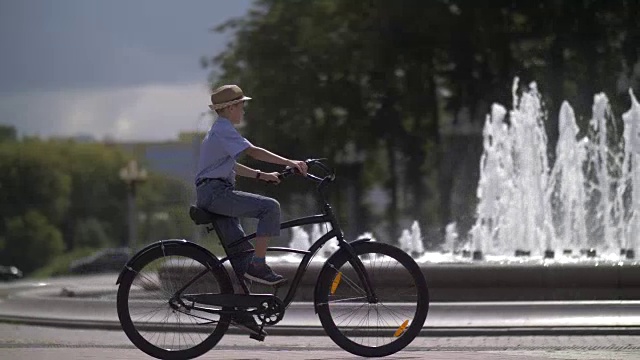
[195,84,308,286]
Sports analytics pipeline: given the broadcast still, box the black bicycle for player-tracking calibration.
[116,159,429,359]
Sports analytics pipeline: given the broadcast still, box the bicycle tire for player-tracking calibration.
[117,242,233,360]
[315,241,429,357]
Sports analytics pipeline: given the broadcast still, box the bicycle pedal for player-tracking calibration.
[233,314,268,339]
[249,332,266,342]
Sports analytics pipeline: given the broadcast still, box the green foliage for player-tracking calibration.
[209,0,451,235]
[1,211,65,274]
[0,141,72,226]
[73,218,111,248]
[137,173,194,248]
[52,140,129,249]
[29,247,96,279]
[0,138,194,275]
[0,139,129,251]
[138,205,194,247]
[137,172,191,209]
[0,125,16,142]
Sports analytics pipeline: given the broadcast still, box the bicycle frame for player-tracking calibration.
[182,168,380,317]
[166,163,378,322]
[220,202,377,307]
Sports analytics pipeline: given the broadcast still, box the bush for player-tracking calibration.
[73,218,111,248]
[1,211,65,274]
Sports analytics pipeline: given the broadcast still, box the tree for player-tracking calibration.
[0,125,16,142]
[73,217,111,249]
[1,211,65,274]
[209,0,450,239]
[53,141,129,249]
[0,139,130,250]
[0,136,203,273]
[137,173,195,244]
[0,141,71,229]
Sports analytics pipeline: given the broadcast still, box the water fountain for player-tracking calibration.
[271,80,640,301]
[172,81,640,301]
[288,227,311,251]
[284,223,369,262]
[398,221,425,258]
[467,79,640,261]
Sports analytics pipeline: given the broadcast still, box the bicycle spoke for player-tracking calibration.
[320,295,368,305]
[328,264,367,295]
[320,246,427,355]
[377,302,418,322]
[119,246,231,357]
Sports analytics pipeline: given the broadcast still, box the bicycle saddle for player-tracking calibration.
[189,206,231,225]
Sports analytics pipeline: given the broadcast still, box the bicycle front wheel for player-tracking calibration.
[117,242,233,360]
[315,241,429,357]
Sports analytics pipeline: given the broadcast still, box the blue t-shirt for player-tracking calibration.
[195,117,252,184]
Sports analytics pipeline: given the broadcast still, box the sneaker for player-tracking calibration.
[244,262,287,286]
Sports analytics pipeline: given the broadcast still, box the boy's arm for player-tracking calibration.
[244,145,293,167]
[234,163,281,183]
[243,145,308,175]
[234,163,260,178]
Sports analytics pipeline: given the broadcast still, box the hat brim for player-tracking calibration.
[209,96,252,110]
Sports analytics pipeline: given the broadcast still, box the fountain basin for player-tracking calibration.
[161,260,640,302]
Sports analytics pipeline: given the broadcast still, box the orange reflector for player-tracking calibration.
[331,272,342,294]
[394,320,409,337]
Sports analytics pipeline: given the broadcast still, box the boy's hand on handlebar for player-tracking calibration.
[260,172,281,184]
[289,160,308,176]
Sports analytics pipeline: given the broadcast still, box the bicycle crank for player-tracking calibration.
[256,297,285,325]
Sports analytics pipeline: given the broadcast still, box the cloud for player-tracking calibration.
[0,82,213,141]
[0,0,253,140]
[0,0,253,92]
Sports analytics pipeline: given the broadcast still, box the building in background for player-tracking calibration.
[115,132,204,186]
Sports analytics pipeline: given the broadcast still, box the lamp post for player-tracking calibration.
[120,159,148,252]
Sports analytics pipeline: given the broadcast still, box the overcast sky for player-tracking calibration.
[0,0,253,141]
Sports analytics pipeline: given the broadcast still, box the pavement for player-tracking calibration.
[2,274,640,359]
[2,324,640,359]
[1,273,640,336]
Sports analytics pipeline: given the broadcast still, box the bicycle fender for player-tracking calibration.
[313,238,373,313]
[115,239,222,285]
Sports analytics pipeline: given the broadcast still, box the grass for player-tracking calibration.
[29,247,98,279]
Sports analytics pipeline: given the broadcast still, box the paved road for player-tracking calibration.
[4,273,640,335]
[3,274,640,358]
[1,323,640,359]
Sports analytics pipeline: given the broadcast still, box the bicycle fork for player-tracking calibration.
[341,241,378,304]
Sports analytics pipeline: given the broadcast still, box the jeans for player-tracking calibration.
[195,178,281,275]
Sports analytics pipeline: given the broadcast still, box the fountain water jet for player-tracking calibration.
[621,89,640,254]
[288,227,311,250]
[469,79,640,259]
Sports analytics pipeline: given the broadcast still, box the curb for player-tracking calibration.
[3,314,640,337]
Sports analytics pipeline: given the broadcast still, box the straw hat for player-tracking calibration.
[209,85,252,110]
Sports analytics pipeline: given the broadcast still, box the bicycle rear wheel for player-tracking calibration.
[315,241,429,357]
[117,242,233,360]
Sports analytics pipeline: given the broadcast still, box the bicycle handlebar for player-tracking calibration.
[277,158,333,183]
